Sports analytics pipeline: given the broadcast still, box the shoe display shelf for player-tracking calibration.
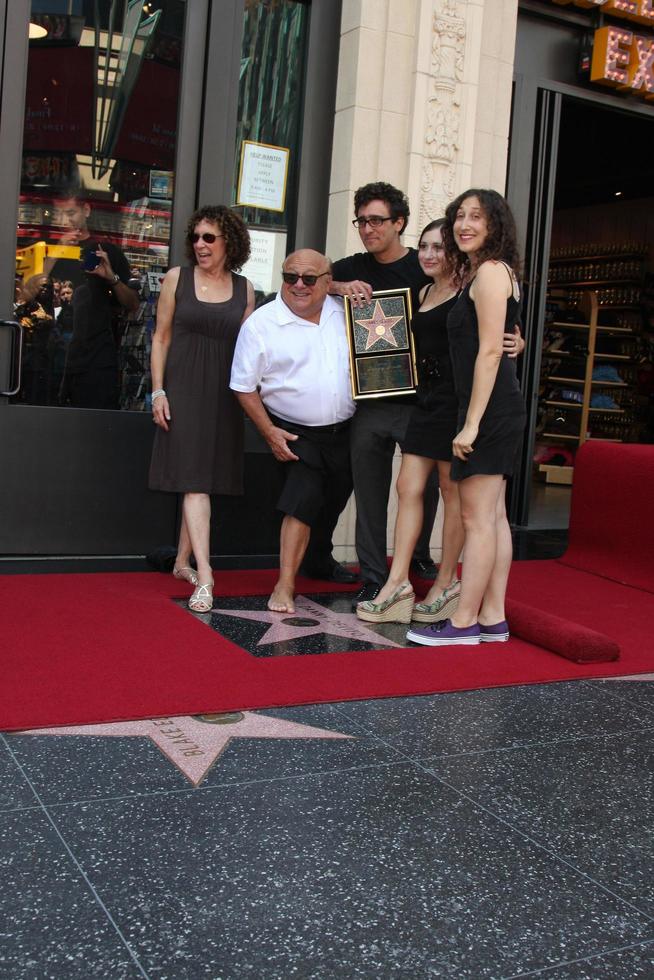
[537,281,641,486]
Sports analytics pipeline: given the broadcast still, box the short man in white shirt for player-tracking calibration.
[230,249,355,614]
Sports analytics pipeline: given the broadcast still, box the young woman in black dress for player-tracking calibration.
[407,190,526,647]
[357,218,523,625]
[357,219,462,624]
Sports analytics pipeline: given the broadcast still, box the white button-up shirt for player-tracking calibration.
[230,292,355,426]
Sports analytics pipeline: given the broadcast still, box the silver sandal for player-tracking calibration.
[188,582,213,612]
[173,565,199,586]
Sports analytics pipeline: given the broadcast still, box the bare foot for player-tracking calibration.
[267,584,295,613]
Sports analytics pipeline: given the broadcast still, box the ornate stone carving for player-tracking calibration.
[420,0,466,226]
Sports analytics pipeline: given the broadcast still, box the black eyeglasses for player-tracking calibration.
[191,232,224,244]
[352,216,394,229]
[281,271,330,286]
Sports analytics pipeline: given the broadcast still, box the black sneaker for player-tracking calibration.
[351,582,381,610]
[299,559,359,584]
[410,557,438,580]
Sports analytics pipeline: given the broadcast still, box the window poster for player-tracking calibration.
[236,140,290,212]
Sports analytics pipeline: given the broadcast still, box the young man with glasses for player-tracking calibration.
[328,182,440,606]
[230,250,355,614]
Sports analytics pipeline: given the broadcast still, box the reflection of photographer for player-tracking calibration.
[54,188,139,409]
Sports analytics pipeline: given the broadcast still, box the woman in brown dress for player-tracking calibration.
[149,205,254,611]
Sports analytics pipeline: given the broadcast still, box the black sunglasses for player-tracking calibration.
[191,232,224,244]
[281,271,330,286]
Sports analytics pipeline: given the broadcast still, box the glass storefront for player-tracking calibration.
[235,0,309,300]
[14,0,185,412]
[0,0,342,559]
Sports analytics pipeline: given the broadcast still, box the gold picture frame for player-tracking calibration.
[344,287,417,400]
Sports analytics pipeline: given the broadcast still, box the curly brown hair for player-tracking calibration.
[441,189,521,285]
[185,205,251,271]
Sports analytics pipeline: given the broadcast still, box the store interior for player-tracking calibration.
[530,96,654,529]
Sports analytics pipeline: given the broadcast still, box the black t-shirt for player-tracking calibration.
[51,240,132,373]
[332,248,430,405]
[332,248,429,308]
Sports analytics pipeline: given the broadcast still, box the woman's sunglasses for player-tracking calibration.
[191,232,224,244]
[281,271,330,286]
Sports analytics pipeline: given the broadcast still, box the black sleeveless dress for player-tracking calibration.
[401,293,459,461]
[149,267,247,495]
[447,275,526,481]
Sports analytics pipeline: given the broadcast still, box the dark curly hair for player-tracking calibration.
[185,205,251,271]
[354,182,410,235]
[441,189,521,284]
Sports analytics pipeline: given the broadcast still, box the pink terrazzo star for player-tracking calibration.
[20,712,352,787]
[214,594,401,647]
[355,299,403,350]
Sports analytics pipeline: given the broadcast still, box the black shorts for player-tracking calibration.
[269,413,353,526]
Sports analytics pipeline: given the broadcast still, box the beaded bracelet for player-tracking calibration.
[151,389,166,402]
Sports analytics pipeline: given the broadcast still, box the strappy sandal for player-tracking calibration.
[356,583,415,624]
[412,579,461,623]
[188,583,213,613]
[173,565,199,586]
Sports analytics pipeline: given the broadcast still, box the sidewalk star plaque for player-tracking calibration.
[344,287,417,399]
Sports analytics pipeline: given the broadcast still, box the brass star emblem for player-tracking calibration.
[355,300,403,351]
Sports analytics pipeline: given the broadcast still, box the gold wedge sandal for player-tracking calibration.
[356,584,415,624]
[411,579,461,623]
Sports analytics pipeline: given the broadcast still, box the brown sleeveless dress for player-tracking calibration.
[149,267,247,494]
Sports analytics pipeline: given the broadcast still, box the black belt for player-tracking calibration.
[270,413,353,435]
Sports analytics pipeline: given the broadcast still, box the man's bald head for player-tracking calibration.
[283,249,331,274]
[281,249,333,324]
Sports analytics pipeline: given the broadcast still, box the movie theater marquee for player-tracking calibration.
[553,0,654,98]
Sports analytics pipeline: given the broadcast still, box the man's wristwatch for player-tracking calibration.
[110,273,120,284]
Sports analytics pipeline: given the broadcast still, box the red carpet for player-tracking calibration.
[2,564,652,732]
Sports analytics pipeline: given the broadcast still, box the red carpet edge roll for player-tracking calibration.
[505,598,620,663]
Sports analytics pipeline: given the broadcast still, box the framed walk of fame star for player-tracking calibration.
[344,287,417,399]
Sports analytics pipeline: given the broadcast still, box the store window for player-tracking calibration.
[531,97,653,527]
[14,0,185,412]
[235,0,309,300]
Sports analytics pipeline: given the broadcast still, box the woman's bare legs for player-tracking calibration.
[175,512,193,567]
[182,492,213,586]
[421,460,463,603]
[450,474,505,628]
[478,481,512,626]
[372,454,436,604]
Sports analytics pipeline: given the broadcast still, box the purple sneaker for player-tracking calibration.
[478,621,510,643]
[406,619,481,647]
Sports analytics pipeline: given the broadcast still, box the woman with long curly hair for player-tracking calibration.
[356,216,523,627]
[149,205,255,611]
[407,189,526,647]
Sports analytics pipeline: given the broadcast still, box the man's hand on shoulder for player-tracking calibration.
[266,425,300,462]
[503,324,525,359]
[329,279,373,308]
